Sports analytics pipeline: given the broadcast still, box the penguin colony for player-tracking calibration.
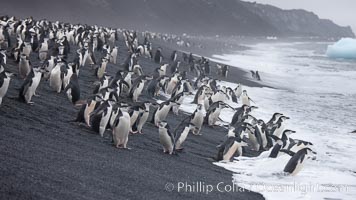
[0,15,316,176]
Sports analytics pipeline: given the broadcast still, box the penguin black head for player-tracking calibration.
[272,113,283,118]
[279,116,290,121]
[257,119,265,125]
[249,106,258,111]
[304,147,317,155]
[242,104,250,111]
[283,129,296,135]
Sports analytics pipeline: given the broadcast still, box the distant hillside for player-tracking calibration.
[0,0,354,38]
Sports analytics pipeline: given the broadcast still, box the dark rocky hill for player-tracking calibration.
[0,0,354,37]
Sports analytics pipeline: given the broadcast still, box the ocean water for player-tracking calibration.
[180,40,356,200]
[211,41,356,200]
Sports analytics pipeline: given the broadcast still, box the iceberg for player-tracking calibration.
[326,38,356,59]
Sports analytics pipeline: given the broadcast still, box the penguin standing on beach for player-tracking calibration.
[61,62,73,90]
[222,65,229,78]
[0,49,7,65]
[74,95,102,126]
[18,54,31,79]
[170,92,186,115]
[0,71,13,106]
[132,102,151,134]
[175,123,197,151]
[64,73,80,105]
[170,61,180,74]
[90,100,113,137]
[189,104,205,135]
[154,48,163,64]
[112,108,131,149]
[192,85,208,104]
[129,75,153,102]
[204,101,230,126]
[110,46,118,64]
[49,61,64,93]
[128,105,141,133]
[241,90,254,106]
[170,50,177,62]
[96,57,108,79]
[19,67,43,104]
[38,38,49,62]
[153,100,176,126]
[255,71,261,81]
[158,121,175,154]
[234,84,242,98]
[159,64,168,77]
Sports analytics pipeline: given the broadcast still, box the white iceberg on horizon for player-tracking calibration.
[326,38,356,59]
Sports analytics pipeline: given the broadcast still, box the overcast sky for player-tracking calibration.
[251,0,356,34]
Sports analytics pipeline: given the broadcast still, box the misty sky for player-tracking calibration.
[251,0,356,34]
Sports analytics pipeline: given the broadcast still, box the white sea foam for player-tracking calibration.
[178,41,356,200]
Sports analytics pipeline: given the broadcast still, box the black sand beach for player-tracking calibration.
[0,29,265,199]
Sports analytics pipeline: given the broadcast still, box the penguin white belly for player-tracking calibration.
[223,142,239,161]
[39,44,48,61]
[191,113,204,134]
[166,79,177,95]
[156,106,171,124]
[99,106,113,137]
[204,98,210,111]
[110,50,117,64]
[32,73,42,92]
[172,98,184,115]
[25,84,35,103]
[175,127,190,149]
[130,111,139,127]
[209,109,221,126]
[97,63,107,79]
[133,83,144,101]
[113,113,131,148]
[237,146,243,157]
[85,101,96,126]
[273,125,285,138]
[241,96,250,106]
[50,66,62,93]
[236,88,242,98]
[23,46,31,57]
[19,61,30,78]
[137,112,149,133]
[248,133,260,151]
[0,78,10,105]
[0,77,10,98]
